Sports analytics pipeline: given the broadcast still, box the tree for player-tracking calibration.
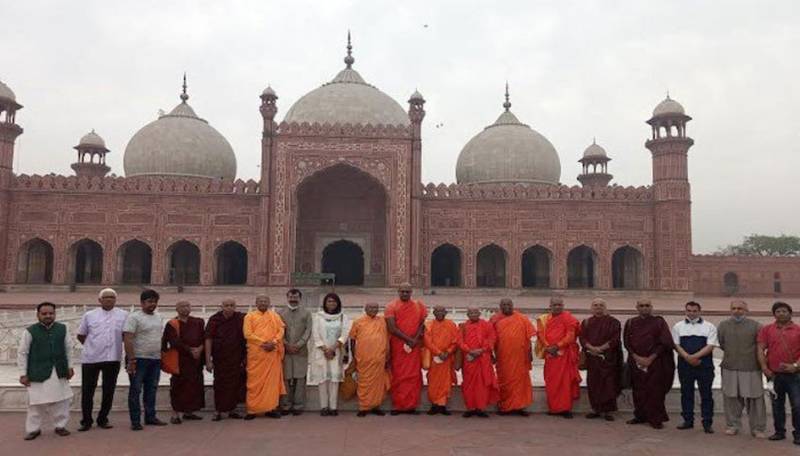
[716,234,800,257]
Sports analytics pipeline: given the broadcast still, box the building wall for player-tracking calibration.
[691,255,800,296]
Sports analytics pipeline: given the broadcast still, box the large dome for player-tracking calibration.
[283,37,409,126]
[124,84,236,179]
[456,92,561,185]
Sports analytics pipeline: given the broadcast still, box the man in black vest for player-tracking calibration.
[18,302,75,440]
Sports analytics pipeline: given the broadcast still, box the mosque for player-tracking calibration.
[0,38,796,296]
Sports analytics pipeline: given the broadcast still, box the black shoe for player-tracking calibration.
[212,413,223,422]
[768,433,786,441]
[23,430,41,441]
[280,409,291,416]
[441,407,452,416]
[407,409,419,415]
[321,408,330,417]
[793,437,800,445]
[330,410,338,416]
[562,412,574,419]
[357,411,368,417]
[651,423,664,430]
[372,408,385,416]
[182,413,203,421]
[265,411,281,419]
[131,424,143,431]
[390,410,401,416]
[292,409,303,416]
[497,410,510,416]
[427,407,438,416]
[228,412,243,419]
[677,422,694,430]
[97,422,113,429]
[78,423,92,432]
[586,412,601,419]
[170,416,182,425]
[462,411,474,418]
[476,411,489,418]
[626,418,645,425]
[517,410,530,417]
[145,418,168,426]
[704,426,714,434]
[54,428,71,437]
[604,414,615,422]
[244,414,256,421]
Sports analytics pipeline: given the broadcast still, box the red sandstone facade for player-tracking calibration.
[0,77,797,296]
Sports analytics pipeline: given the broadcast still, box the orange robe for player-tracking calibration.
[349,315,391,411]
[459,319,499,410]
[491,311,536,412]
[385,298,428,410]
[535,311,581,413]
[243,309,286,414]
[423,319,459,406]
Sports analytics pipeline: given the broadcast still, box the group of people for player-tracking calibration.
[16,285,800,446]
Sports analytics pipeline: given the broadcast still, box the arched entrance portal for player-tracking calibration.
[167,240,200,285]
[216,241,248,285]
[567,245,597,288]
[476,244,507,288]
[17,238,54,283]
[295,164,387,286]
[321,240,364,285]
[612,246,644,289]
[431,244,461,287]
[70,239,103,284]
[521,245,552,288]
[118,240,152,284]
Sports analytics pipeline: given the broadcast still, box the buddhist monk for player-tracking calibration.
[536,295,581,419]
[579,298,622,421]
[623,299,675,429]
[162,301,205,424]
[349,302,391,417]
[385,283,427,414]
[423,305,459,415]
[205,299,246,421]
[243,295,286,420]
[459,306,498,418]
[491,298,536,416]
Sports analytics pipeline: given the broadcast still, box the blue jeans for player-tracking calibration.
[772,373,800,439]
[128,358,161,425]
[677,365,714,426]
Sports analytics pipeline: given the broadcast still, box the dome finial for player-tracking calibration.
[180,72,189,103]
[503,81,511,112]
[592,136,596,144]
[344,30,355,69]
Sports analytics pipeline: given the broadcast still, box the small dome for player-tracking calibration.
[409,90,424,102]
[653,95,685,117]
[77,130,108,150]
[284,37,409,126]
[262,85,276,97]
[582,140,607,158]
[124,87,236,179]
[456,96,561,185]
[0,79,16,101]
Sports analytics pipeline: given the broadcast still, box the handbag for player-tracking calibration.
[160,319,181,375]
[339,359,358,401]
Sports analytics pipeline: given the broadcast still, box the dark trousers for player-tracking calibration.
[128,358,161,425]
[81,361,121,426]
[772,373,800,439]
[678,365,714,426]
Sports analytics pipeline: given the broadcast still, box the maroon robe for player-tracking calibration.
[163,316,206,413]
[205,311,246,412]
[623,315,675,426]
[579,315,622,413]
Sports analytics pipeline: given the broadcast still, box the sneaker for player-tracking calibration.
[724,428,738,436]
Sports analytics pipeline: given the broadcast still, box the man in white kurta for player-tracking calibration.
[18,302,75,440]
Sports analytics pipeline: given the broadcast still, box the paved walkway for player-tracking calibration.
[0,411,795,456]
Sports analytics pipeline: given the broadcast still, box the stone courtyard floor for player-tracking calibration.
[0,411,797,456]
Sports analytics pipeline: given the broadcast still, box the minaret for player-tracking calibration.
[645,94,694,290]
[408,88,425,286]
[0,79,23,188]
[71,130,111,178]
[577,139,613,187]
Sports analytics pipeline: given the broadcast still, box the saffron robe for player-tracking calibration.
[349,315,391,411]
[243,310,286,414]
[536,311,581,413]
[459,319,499,410]
[385,298,428,410]
[423,319,459,406]
[623,315,675,426]
[579,315,623,413]
[163,316,206,413]
[205,311,246,412]
[491,311,536,412]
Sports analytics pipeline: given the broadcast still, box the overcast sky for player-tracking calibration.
[2,0,798,253]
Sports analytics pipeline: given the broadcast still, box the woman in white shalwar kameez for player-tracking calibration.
[307,293,351,416]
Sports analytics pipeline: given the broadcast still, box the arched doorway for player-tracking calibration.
[118,240,152,284]
[321,240,364,285]
[17,238,53,283]
[216,241,248,285]
[295,164,387,286]
[477,244,506,288]
[612,246,644,289]
[567,245,597,288]
[168,240,200,285]
[724,272,739,295]
[70,239,103,284]
[521,245,551,288]
[431,244,461,287]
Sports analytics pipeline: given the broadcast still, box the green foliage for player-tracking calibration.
[716,234,800,256]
